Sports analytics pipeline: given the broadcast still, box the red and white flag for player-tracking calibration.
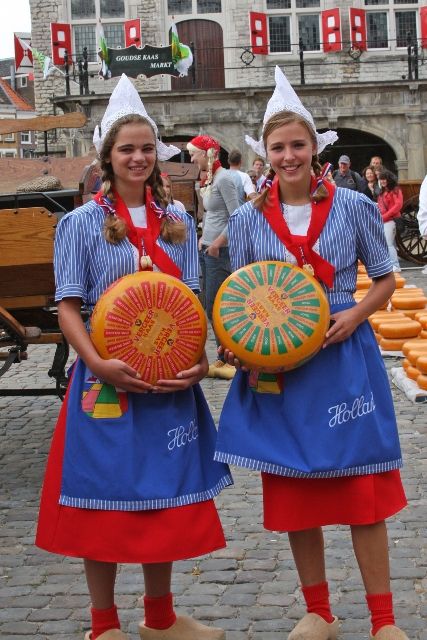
[14,32,33,73]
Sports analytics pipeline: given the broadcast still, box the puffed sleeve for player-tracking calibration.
[54,212,90,302]
[179,210,200,292]
[228,204,255,272]
[354,194,392,278]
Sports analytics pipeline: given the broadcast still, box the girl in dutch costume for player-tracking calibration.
[215,67,408,640]
[36,75,232,640]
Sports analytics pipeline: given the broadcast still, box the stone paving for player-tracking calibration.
[0,266,426,640]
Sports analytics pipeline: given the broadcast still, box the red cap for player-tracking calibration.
[188,135,220,152]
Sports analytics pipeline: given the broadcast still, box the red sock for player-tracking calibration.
[143,592,177,630]
[366,592,395,636]
[90,604,120,640]
[301,581,335,624]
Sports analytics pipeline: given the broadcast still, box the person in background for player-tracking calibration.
[227,149,256,205]
[160,172,186,212]
[377,169,403,272]
[362,165,381,202]
[333,155,366,192]
[247,169,258,188]
[370,156,383,171]
[252,156,266,190]
[416,174,427,274]
[187,135,239,380]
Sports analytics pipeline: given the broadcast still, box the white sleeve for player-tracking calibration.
[240,172,256,197]
[417,175,427,238]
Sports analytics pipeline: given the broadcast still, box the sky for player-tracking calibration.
[0,0,31,60]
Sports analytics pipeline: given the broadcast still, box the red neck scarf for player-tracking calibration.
[94,187,182,279]
[261,176,335,288]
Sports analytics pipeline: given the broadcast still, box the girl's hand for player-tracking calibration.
[323,307,363,348]
[153,351,209,393]
[91,358,154,393]
[218,346,249,371]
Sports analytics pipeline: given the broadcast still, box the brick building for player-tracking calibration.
[28,0,427,178]
[0,70,36,159]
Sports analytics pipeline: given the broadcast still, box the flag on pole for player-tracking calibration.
[97,20,111,79]
[31,47,55,80]
[170,22,193,77]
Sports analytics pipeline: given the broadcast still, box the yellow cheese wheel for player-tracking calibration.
[421,329,427,339]
[415,355,427,374]
[356,279,372,290]
[391,296,427,310]
[402,358,410,370]
[406,349,427,366]
[414,311,427,322]
[91,271,207,385]
[370,315,407,331]
[406,365,421,381]
[394,274,406,288]
[401,309,426,320]
[402,339,427,356]
[374,332,382,345]
[392,288,424,296]
[212,261,330,372]
[380,337,406,351]
[416,374,427,391]
[378,320,421,339]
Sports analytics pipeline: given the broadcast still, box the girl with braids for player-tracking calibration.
[36,75,231,640]
[215,67,408,640]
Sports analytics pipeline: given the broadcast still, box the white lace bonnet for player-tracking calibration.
[245,66,338,157]
[93,74,180,160]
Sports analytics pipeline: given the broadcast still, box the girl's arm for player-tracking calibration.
[323,272,395,347]
[59,298,153,392]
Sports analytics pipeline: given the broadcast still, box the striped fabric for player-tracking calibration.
[54,200,199,312]
[229,187,392,304]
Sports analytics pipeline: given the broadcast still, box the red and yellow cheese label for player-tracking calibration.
[212,261,330,371]
[91,272,207,385]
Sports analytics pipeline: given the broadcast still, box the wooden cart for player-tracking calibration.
[396,180,426,265]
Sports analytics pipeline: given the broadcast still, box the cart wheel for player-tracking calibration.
[396,195,427,265]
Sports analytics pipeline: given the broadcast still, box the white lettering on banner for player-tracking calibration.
[328,393,376,428]
[168,420,198,451]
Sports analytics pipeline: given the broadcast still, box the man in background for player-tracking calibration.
[228,149,256,205]
[252,157,266,191]
[333,155,366,192]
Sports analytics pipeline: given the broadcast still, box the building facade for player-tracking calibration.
[0,74,36,159]
[28,0,427,178]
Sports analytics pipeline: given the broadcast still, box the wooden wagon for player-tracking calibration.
[396,179,426,265]
[0,155,199,398]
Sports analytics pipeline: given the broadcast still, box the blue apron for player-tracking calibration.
[214,304,402,478]
[60,359,232,510]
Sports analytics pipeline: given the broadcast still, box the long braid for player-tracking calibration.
[253,167,276,210]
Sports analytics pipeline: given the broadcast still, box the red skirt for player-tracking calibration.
[262,470,407,532]
[36,391,226,563]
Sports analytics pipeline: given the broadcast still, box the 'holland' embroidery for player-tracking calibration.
[168,420,199,451]
[328,393,376,428]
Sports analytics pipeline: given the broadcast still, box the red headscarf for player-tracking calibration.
[188,135,220,153]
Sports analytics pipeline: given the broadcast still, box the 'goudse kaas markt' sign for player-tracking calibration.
[100,44,183,79]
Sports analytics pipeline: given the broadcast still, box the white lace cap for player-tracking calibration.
[93,74,180,161]
[245,66,338,157]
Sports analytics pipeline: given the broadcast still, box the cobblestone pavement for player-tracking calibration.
[1,266,426,640]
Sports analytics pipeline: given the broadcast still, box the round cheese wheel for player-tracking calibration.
[91,271,207,385]
[402,339,427,356]
[356,279,371,290]
[378,320,421,339]
[415,355,427,374]
[212,261,330,372]
[402,309,426,320]
[370,315,406,331]
[402,358,410,370]
[416,374,427,391]
[421,329,427,340]
[391,296,427,310]
[380,337,406,351]
[406,349,427,366]
[406,365,420,381]
[392,287,424,296]
[414,311,427,322]
[394,274,406,288]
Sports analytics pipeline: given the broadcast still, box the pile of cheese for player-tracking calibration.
[400,339,427,391]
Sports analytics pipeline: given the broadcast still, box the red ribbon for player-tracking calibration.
[94,187,182,279]
[261,176,335,288]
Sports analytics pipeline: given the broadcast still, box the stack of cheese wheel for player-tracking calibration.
[377,316,422,352]
[212,261,330,372]
[369,311,407,345]
[91,271,207,385]
[402,337,427,390]
[390,287,427,320]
